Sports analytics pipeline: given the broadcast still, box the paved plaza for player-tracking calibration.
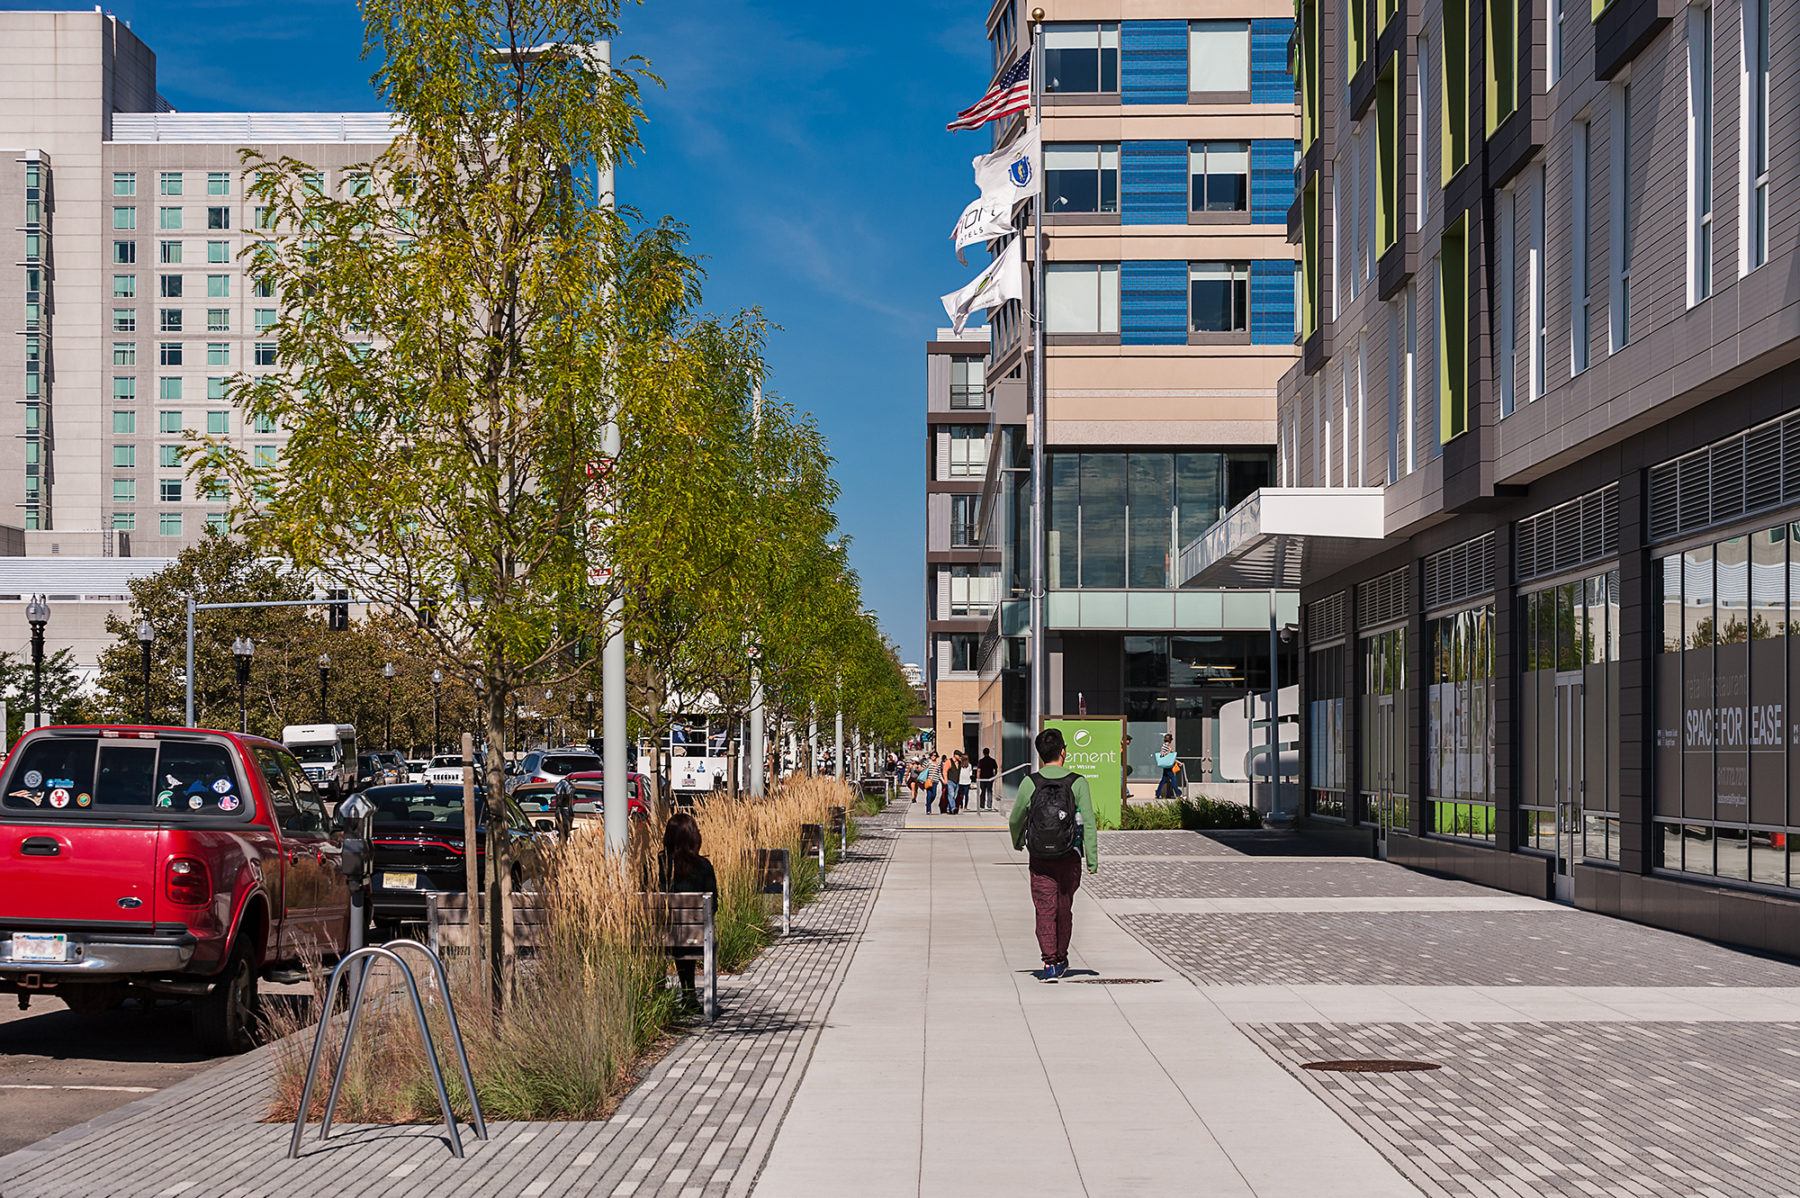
[7,802,1800,1195]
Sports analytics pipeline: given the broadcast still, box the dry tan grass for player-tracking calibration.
[266,775,861,1123]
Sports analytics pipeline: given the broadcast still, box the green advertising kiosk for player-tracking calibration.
[1040,716,1126,829]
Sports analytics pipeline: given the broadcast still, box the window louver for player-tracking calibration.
[1648,409,1800,544]
[1423,535,1494,612]
[1308,592,1347,643]
[1515,485,1618,583]
[1357,567,1411,628]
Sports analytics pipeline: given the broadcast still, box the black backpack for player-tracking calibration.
[1023,772,1080,858]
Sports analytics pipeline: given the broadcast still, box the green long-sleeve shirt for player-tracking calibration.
[1009,765,1099,873]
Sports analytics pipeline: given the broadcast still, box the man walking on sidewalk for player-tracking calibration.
[1009,727,1099,981]
[976,747,997,810]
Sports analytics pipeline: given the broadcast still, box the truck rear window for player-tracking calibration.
[3,736,250,816]
[540,754,600,776]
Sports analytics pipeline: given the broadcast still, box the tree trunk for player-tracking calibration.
[482,688,512,1011]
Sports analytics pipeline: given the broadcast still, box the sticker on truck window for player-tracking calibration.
[218,794,240,813]
[22,771,41,787]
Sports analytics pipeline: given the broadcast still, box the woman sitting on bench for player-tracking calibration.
[657,812,717,1012]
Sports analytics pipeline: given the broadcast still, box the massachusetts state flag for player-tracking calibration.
[947,51,1032,132]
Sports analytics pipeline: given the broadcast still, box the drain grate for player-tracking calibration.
[1065,977,1163,985]
[1302,1059,1441,1074]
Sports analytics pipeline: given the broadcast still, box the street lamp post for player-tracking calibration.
[585,692,595,745]
[317,653,331,723]
[431,669,443,754]
[383,662,396,749]
[136,619,156,724]
[25,596,49,731]
[232,637,254,734]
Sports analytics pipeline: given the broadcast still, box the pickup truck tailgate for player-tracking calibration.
[0,824,159,924]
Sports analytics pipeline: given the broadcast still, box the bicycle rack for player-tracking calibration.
[287,940,487,1160]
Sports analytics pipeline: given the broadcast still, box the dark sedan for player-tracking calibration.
[360,783,547,926]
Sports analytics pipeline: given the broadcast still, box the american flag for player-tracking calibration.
[947,51,1032,132]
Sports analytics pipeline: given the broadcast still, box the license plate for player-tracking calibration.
[11,933,67,963]
[381,872,419,891]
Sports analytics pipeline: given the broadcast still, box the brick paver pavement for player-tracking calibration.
[0,803,903,1198]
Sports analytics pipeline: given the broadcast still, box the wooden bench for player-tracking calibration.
[859,777,890,800]
[425,892,548,959]
[641,892,717,1021]
[751,848,791,935]
[800,822,825,869]
[828,806,848,852]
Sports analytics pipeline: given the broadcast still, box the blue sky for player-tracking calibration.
[47,0,999,663]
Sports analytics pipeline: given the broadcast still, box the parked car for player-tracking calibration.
[405,758,429,785]
[353,754,383,793]
[425,752,485,786]
[0,724,353,1052]
[361,783,544,928]
[512,774,650,833]
[369,750,407,785]
[504,749,601,793]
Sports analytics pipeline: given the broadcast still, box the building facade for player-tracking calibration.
[1187,0,1800,952]
[924,327,994,759]
[1,11,397,557]
[0,10,396,671]
[968,0,1303,796]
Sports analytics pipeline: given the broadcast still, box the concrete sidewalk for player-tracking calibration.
[752,809,1414,1197]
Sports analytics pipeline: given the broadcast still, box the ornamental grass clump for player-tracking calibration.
[267,775,864,1123]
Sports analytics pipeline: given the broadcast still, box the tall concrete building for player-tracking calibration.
[1186,0,1800,951]
[923,326,993,759]
[0,10,396,670]
[966,1,1303,795]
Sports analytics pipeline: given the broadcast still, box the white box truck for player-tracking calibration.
[282,724,358,800]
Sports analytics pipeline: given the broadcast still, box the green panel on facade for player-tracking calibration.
[1222,590,1273,628]
[1047,590,1080,628]
[1081,590,1129,627]
[1127,590,1175,628]
[1177,590,1225,629]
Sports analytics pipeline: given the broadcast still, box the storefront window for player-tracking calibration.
[1427,605,1494,841]
[1519,572,1622,862]
[1308,642,1347,817]
[1654,525,1794,888]
[1358,627,1408,830]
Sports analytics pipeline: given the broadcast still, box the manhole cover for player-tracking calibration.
[1065,977,1163,984]
[1301,1059,1441,1074]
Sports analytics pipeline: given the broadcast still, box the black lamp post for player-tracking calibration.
[136,619,156,724]
[317,653,331,722]
[585,691,595,742]
[431,669,443,754]
[232,637,254,734]
[383,662,396,749]
[25,595,48,731]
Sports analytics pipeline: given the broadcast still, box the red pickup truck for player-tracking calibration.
[0,725,353,1052]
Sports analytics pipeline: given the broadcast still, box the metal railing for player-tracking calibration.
[288,939,486,1160]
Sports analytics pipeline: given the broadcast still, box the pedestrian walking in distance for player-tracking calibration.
[977,747,998,810]
[1009,727,1098,981]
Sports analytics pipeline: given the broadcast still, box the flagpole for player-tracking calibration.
[1027,8,1048,753]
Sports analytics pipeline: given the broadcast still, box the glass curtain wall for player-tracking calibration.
[1519,571,1622,860]
[1308,642,1347,817]
[1046,451,1273,589]
[1358,627,1408,830]
[1654,525,1794,887]
[1427,605,1495,840]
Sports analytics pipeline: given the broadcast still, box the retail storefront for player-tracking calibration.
[1199,400,1800,958]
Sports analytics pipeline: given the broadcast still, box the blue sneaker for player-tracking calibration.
[1038,965,1060,983]
[1050,962,1069,980]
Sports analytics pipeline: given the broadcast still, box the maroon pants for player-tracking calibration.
[1028,853,1083,966]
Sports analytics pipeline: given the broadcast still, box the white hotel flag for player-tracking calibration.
[951,124,1041,263]
[941,234,1023,335]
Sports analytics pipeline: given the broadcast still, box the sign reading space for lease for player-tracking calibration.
[1040,716,1126,830]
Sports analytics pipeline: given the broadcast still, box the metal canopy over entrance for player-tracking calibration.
[1178,489,1397,590]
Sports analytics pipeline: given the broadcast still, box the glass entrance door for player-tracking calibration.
[1553,674,1584,902]
[1372,693,1399,859]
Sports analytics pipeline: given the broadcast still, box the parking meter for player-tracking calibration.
[336,791,376,952]
[553,778,575,843]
